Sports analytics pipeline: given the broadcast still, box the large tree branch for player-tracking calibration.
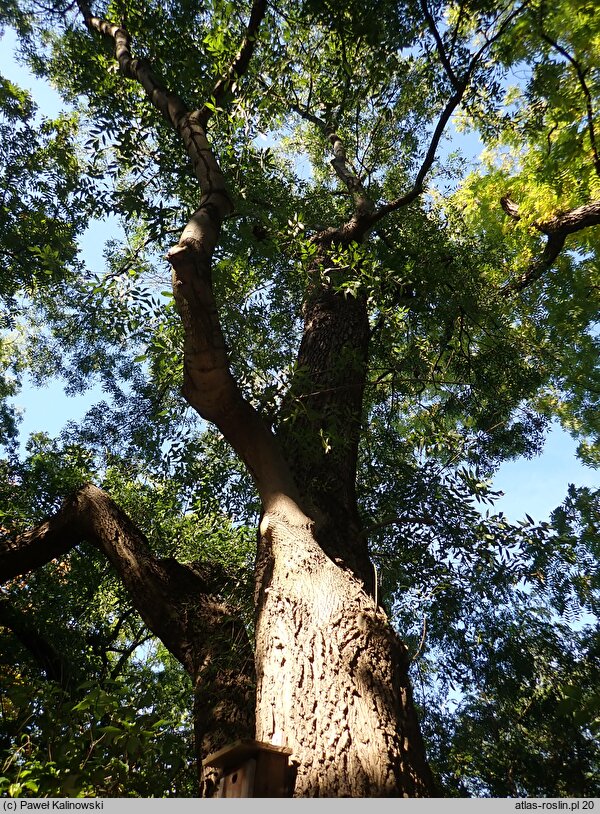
[0,499,83,579]
[500,197,600,293]
[539,200,600,235]
[0,485,255,793]
[0,485,240,679]
[76,3,307,522]
[166,231,307,521]
[76,1,230,200]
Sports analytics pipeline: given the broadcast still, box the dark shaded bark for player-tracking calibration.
[276,281,373,590]
[267,124,375,588]
[0,485,255,794]
[0,597,74,689]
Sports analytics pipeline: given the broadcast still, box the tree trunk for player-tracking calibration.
[254,512,435,797]
[30,4,437,797]
[277,285,373,590]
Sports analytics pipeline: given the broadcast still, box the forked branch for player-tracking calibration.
[420,0,461,91]
[287,101,375,230]
[500,197,600,293]
[369,2,529,228]
[76,1,306,519]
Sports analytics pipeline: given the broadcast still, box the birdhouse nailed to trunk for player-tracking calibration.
[203,739,294,797]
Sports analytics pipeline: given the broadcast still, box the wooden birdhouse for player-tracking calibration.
[203,739,293,798]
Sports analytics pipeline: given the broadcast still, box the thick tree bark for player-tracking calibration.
[254,513,434,796]
[276,282,373,589]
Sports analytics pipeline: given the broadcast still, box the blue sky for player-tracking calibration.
[2,25,599,526]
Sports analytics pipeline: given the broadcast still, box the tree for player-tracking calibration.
[0,0,599,798]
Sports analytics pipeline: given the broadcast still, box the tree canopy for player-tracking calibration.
[0,0,599,798]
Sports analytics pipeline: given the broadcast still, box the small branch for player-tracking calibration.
[109,630,153,680]
[369,83,468,224]
[198,0,268,127]
[420,0,461,90]
[411,615,428,663]
[541,32,600,178]
[449,2,468,55]
[286,91,375,228]
[288,96,326,131]
[369,2,529,227]
[328,132,374,220]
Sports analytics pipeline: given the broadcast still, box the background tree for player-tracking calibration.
[0,0,598,798]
